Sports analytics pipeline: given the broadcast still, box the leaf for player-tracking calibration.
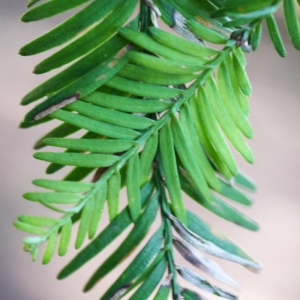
[82,91,172,113]
[180,172,259,231]
[34,123,79,149]
[19,117,52,129]
[196,88,238,176]
[75,196,96,249]
[170,214,261,269]
[235,172,256,191]
[20,0,122,55]
[23,236,44,245]
[188,98,233,179]
[57,180,154,279]
[266,14,286,57]
[32,179,94,193]
[118,64,197,86]
[83,193,159,291]
[218,179,253,206]
[66,101,155,130]
[186,210,256,262]
[171,115,212,202]
[23,192,83,204]
[127,51,205,75]
[51,110,140,140]
[217,0,276,13]
[26,0,42,8]
[252,22,262,51]
[35,0,137,73]
[223,16,257,28]
[213,0,279,19]
[34,152,121,168]
[107,171,121,221]
[44,138,134,154]
[234,46,247,66]
[42,231,58,264]
[108,286,129,300]
[149,26,219,58]
[121,250,167,297]
[180,104,222,192]
[118,27,207,65]
[45,149,81,175]
[284,0,300,50]
[225,8,278,23]
[106,76,183,99]
[181,289,208,300]
[21,0,90,22]
[18,215,58,227]
[217,60,253,138]
[64,167,95,182]
[24,51,129,122]
[13,222,47,235]
[101,228,163,300]
[225,53,250,116]
[59,218,72,256]
[21,31,133,104]
[170,0,221,20]
[182,0,219,15]
[153,275,172,300]
[126,153,142,222]
[140,131,158,186]
[173,236,241,289]
[205,75,254,163]
[166,9,207,45]
[44,131,99,174]
[160,123,187,224]
[130,259,166,300]
[187,19,228,44]
[176,266,238,300]
[88,182,108,239]
[152,0,174,26]
[231,50,252,96]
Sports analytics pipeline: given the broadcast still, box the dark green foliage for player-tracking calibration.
[16,0,300,299]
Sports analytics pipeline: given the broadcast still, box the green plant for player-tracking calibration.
[15,0,300,299]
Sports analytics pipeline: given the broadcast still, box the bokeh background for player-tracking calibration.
[1,1,300,299]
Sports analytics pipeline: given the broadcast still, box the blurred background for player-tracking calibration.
[1,1,300,299]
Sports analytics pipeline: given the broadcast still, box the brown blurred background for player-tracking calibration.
[1,1,300,299]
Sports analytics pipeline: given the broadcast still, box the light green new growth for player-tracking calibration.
[16,0,300,299]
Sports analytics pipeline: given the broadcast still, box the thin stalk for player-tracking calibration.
[154,169,181,298]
